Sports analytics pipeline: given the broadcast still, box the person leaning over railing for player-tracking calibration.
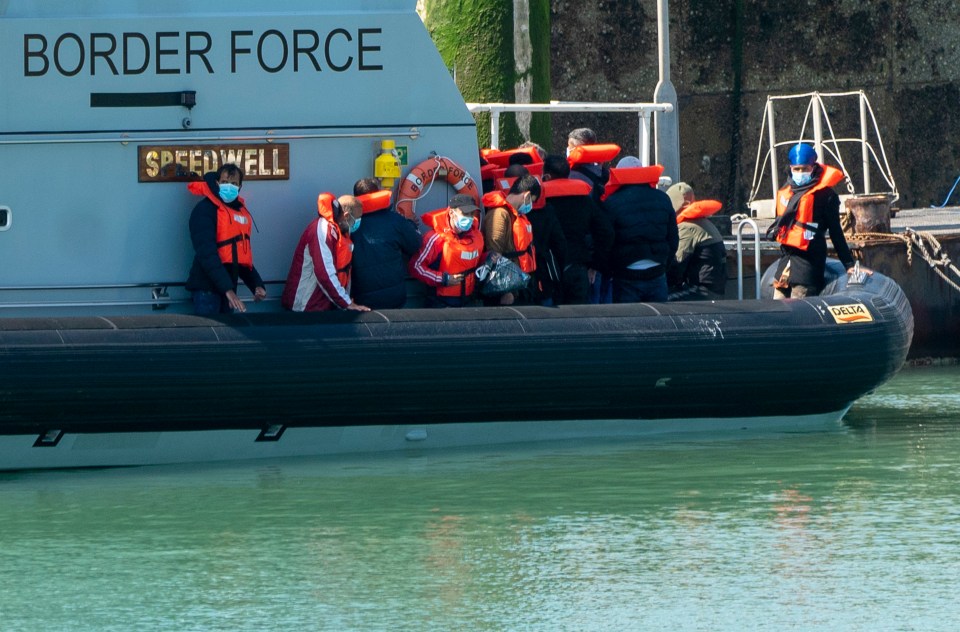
[281,193,370,313]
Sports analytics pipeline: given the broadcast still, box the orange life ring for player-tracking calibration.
[396,155,481,220]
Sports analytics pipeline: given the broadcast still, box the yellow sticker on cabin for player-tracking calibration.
[828,303,874,324]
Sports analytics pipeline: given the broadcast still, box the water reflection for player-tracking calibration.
[0,366,958,630]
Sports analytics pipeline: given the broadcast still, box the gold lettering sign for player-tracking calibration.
[138,144,290,182]
[828,303,874,324]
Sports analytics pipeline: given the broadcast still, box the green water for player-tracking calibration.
[1,366,959,631]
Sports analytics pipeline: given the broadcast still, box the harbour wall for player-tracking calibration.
[550,0,960,212]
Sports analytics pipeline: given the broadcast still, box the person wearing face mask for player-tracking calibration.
[767,143,868,299]
[480,174,541,305]
[409,194,485,308]
[185,164,267,314]
[281,193,370,312]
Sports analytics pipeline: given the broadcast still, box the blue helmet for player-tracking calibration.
[788,143,817,166]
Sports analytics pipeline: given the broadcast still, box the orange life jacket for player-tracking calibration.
[567,143,621,167]
[482,146,543,168]
[421,209,484,297]
[317,193,354,287]
[774,165,845,251]
[480,162,499,181]
[542,178,593,199]
[357,190,393,214]
[481,190,536,273]
[676,199,723,224]
[600,164,664,201]
[188,181,254,269]
[492,162,544,181]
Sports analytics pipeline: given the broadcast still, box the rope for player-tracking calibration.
[849,228,960,293]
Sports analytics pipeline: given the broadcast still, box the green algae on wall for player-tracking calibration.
[423,0,551,150]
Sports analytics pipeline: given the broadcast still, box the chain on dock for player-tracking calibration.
[850,229,960,293]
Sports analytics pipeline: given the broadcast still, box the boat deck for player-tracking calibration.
[745,205,960,238]
[890,206,960,235]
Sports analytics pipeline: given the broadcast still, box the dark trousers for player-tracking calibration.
[192,291,231,315]
[612,274,668,303]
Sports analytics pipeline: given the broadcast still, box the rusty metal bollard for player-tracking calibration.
[845,194,893,235]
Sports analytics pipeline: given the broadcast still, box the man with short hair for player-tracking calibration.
[566,127,605,197]
[542,154,614,304]
[481,174,541,305]
[281,194,370,312]
[349,178,421,309]
[185,164,267,314]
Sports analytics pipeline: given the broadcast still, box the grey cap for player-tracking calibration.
[667,182,694,211]
[616,155,644,169]
[449,194,479,213]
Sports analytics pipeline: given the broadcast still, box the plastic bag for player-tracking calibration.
[475,253,530,296]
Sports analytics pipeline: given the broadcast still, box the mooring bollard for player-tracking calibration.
[845,193,893,235]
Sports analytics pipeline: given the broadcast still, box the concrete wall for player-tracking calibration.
[550,0,960,211]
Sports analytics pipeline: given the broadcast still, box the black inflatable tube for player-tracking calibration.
[0,263,912,436]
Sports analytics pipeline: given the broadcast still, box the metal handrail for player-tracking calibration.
[0,280,286,310]
[748,90,898,207]
[466,101,673,166]
[736,219,762,300]
[0,280,285,292]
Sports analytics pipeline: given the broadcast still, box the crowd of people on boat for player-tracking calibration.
[185,129,861,314]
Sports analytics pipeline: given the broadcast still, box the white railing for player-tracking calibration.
[748,90,898,218]
[466,101,673,166]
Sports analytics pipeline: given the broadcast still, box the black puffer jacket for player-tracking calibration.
[350,209,421,309]
[601,184,679,273]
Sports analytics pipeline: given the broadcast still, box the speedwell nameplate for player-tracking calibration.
[138,144,290,182]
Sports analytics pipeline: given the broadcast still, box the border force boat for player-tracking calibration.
[0,1,912,470]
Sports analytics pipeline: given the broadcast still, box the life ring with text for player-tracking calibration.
[396,155,481,220]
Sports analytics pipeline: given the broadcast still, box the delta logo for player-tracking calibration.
[829,303,874,324]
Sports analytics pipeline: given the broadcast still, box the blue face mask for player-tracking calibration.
[791,171,813,187]
[349,217,362,234]
[218,182,240,203]
[517,201,533,215]
[455,215,474,232]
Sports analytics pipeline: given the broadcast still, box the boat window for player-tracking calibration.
[0,206,10,231]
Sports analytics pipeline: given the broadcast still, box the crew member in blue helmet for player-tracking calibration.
[767,143,869,298]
